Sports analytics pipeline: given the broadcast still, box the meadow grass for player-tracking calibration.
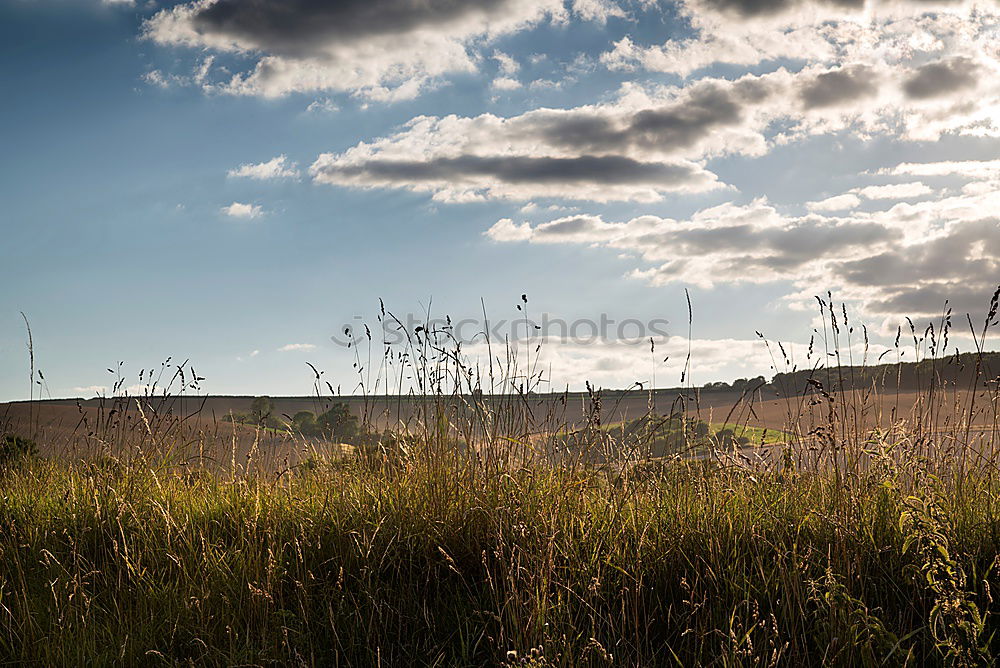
[2,293,1000,665]
[1,426,1000,666]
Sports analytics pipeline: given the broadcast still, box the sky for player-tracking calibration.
[1,0,999,401]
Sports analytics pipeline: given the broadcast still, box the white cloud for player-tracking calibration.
[602,27,834,77]
[307,52,1000,203]
[852,182,933,200]
[489,198,890,288]
[486,180,1000,319]
[143,56,215,90]
[571,0,626,24]
[807,193,862,212]
[306,99,340,114]
[603,1,1000,78]
[142,0,577,100]
[529,78,562,90]
[601,2,1000,144]
[493,50,521,76]
[278,343,317,352]
[221,202,264,219]
[486,218,534,242]
[886,159,1000,178]
[491,76,523,91]
[142,70,175,88]
[228,155,300,180]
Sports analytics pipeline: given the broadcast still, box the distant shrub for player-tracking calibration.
[250,396,274,424]
[316,403,360,441]
[291,410,318,434]
[0,434,38,466]
[714,428,735,448]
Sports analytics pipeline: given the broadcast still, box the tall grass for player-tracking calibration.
[1,293,999,666]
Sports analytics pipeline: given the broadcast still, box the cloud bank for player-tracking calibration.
[487,161,1000,319]
[143,0,611,99]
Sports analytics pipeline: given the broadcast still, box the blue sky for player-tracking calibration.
[2,0,999,400]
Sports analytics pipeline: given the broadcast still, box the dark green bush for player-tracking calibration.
[0,434,38,466]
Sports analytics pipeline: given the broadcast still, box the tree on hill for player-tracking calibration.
[770,352,1000,394]
[291,411,318,434]
[250,396,274,424]
[317,403,359,442]
[702,381,730,391]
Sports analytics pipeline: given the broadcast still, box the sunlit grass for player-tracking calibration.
[2,291,998,665]
[0,431,998,666]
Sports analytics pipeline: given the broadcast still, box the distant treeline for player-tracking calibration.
[11,352,1000,408]
[767,351,1000,395]
[223,396,361,442]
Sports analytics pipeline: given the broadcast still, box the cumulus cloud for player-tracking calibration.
[886,159,1000,178]
[493,50,520,76]
[902,56,980,100]
[614,57,998,144]
[601,0,1000,115]
[142,0,613,99]
[312,152,721,202]
[306,99,340,114]
[487,198,894,287]
[491,76,523,91]
[486,172,1000,318]
[306,50,1000,203]
[143,56,215,90]
[852,182,932,200]
[221,202,264,219]
[797,65,878,109]
[487,218,535,241]
[833,218,1000,316]
[296,70,797,202]
[571,0,627,23]
[228,155,300,180]
[807,193,862,211]
[602,27,833,77]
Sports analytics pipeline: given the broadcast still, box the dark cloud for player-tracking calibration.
[535,216,607,237]
[535,84,758,155]
[189,0,511,57]
[516,210,895,276]
[495,201,999,307]
[654,220,892,269]
[692,0,965,18]
[761,220,892,259]
[902,57,979,100]
[798,65,878,109]
[863,281,1000,320]
[628,87,744,148]
[695,0,862,19]
[320,155,710,186]
[531,115,621,152]
[837,219,999,285]
[834,218,1000,315]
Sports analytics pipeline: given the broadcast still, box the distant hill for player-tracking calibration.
[769,351,1000,395]
[5,352,999,418]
